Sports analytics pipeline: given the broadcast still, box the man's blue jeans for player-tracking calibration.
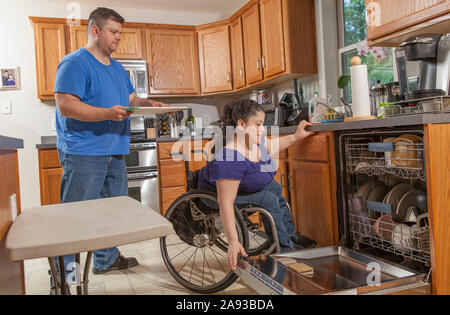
[54,150,128,280]
[234,180,296,252]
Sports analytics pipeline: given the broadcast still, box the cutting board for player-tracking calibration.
[126,106,188,116]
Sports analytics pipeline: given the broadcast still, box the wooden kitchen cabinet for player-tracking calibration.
[366,0,450,46]
[230,17,246,89]
[242,4,264,85]
[287,132,339,248]
[145,29,200,95]
[31,22,67,100]
[69,25,88,53]
[197,24,233,94]
[111,27,145,60]
[259,0,286,78]
[38,149,62,206]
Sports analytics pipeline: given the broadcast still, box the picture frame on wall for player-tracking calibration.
[0,67,21,90]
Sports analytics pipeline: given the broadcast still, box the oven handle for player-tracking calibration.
[130,142,157,150]
[127,172,158,181]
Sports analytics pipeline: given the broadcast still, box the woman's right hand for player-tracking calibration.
[227,240,248,271]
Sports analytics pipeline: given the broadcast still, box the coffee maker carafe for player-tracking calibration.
[395,34,446,101]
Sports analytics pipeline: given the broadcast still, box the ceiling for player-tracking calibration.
[49,0,249,17]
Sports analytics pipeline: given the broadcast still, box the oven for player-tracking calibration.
[125,139,159,212]
[127,169,159,212]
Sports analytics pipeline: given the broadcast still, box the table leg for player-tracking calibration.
[83,252,92,295]
[75,254,82,295]
[58,257,67,295]
[48,257,60,296]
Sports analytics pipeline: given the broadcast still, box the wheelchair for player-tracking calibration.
[159,169,294,294]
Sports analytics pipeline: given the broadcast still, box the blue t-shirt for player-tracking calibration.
[54,48,135,155]
[198,137,277,193]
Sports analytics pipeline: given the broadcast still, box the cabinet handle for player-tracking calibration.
[257,59,260,71]
[262,56,266,70]
[287,175,292,192]
[240,67,243,78]
[150,76,154,88]
[280,174,284,187]
[227,73,230,82]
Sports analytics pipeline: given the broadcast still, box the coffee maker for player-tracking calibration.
[395,33,450,101]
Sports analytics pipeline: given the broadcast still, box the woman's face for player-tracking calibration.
[238,110,265,145]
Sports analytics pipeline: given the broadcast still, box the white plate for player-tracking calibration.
[386,183,413,214]
[127,106,188,116]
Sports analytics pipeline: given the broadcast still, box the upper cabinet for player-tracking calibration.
[32,21,67,100]
[230,17,246,89]
[241,0,317,86]
[145,29,200,95]
[197,25,233,94]
[259,0,286,78]
[366,0,450,46]
[69,25,88,53]
[242,4,264,85]
[111,27,144,59]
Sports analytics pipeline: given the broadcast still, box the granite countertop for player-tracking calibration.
[36,114,450,148]
[276,113,450,134]
[0,135,24,150]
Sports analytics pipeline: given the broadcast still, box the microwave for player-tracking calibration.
[119,60,148,98]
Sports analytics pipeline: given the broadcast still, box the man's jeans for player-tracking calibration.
[235,180,296,252]
[54,150,128,281]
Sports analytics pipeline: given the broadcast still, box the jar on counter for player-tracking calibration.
[257,90,271,105]
[250,90,258,102]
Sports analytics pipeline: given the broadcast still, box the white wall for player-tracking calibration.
[0,0,223,209]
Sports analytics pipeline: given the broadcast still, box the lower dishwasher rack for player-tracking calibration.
[235,246,430,295]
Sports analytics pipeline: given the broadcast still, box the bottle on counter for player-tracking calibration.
[185,108,195,136]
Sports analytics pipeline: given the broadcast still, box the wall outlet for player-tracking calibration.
[51,118,56,131]
[1,100,12,114]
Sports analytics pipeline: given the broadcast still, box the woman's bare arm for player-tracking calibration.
[265,120,314,156]
[216,179,248,270]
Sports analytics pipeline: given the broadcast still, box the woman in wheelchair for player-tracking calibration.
[197,99,317,271]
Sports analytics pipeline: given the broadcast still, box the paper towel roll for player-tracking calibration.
[351,64,371,117]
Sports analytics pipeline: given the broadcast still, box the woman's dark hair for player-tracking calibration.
[220,99,264,145]
[88,7,125,34]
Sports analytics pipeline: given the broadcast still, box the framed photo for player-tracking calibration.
[1,67,21,90]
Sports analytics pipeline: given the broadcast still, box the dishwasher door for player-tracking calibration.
[235,246,430,295]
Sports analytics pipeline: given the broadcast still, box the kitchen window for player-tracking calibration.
[337,0,396,103]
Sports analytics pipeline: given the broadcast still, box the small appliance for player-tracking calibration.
[119,60,149,98]
[395,34,447,101]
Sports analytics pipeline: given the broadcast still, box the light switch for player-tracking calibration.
[51,118,56,131]
[1,100,12,114]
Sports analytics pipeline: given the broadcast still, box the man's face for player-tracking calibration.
[3,71,8,78]
[94,19,122,55]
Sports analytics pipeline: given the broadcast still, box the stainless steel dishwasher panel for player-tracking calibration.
[236,247,430,295]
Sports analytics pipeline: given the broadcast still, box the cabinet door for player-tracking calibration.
[112,28,144,59]
[34,23,66,99]
[160,186,187,215]
[260,0,286,78]
[274,158,289,203]
[366,0,450,42]
[288,161,337,247]
[146,29,200,95]
[40,168,63,206]
[242,4,263,84]
[69,25,88,53]
[198,25,233,93]
[230,17,246,89]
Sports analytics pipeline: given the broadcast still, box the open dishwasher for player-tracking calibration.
[236,127,432,295]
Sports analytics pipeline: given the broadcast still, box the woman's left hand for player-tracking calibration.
[294,120,314,141]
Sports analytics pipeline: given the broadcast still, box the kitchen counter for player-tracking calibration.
[0,135,24,150]
[278,113,450,134]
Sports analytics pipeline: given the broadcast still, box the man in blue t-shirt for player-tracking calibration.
[53,7,166,292]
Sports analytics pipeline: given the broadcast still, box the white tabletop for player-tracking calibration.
[5,197,174,261]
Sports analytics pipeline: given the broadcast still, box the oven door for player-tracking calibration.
[127,171,159,212]
[125,142,157,172]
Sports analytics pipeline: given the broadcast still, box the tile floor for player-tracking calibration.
[24,238,258,295]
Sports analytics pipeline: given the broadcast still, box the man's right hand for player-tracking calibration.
[106,105,131,121]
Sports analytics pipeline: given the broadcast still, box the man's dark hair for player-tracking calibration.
[87,7,125,34]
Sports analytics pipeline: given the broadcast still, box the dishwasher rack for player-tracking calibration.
[339,129,432,270]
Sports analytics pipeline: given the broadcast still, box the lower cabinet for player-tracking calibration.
[40,168,63,205]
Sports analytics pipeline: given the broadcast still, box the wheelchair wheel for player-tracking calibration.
[242,209,272,256]
[160,191,249,294]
